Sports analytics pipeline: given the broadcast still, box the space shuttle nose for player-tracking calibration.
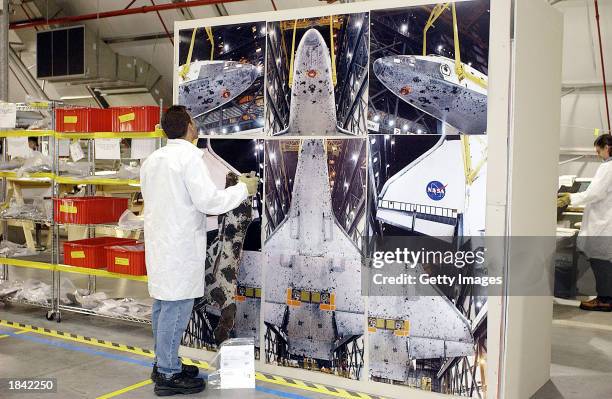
[302,28,325,47]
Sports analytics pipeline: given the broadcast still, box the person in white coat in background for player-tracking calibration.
[558,134,612,312]
[140,105,258,396]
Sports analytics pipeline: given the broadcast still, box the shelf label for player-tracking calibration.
[115,257,129,266]
[64,116,78,124]
[71,251,85,259]
[59,204,78,214]
[118,113,135,123]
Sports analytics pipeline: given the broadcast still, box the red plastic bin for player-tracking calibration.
[55,108,112,132]
[106,243,146,276]
[111,106,160,132]
[64,237,138,269]
[54,197,129,224]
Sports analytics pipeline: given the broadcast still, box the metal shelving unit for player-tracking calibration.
[0,103,57,316]
[0,102,161,325]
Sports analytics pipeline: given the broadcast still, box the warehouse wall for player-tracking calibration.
[556,0,612,177]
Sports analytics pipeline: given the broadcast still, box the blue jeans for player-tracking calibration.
[152,298,195,377]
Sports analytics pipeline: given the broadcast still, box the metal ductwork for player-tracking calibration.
[10,0,171,105]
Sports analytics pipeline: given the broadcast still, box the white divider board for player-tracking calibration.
[173,0,563,398]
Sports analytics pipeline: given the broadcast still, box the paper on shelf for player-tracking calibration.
[95,138,121,160]
[58,140,70,157]
[70,141,85,162]
[7,137,30,157]
[0,103,17,128]
[130,138,156,159]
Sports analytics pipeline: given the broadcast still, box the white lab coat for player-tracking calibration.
[140,139,248,300]
[570,160,612,261]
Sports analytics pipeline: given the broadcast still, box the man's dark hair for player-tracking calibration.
[594,133,612,156]
[161,105,192,139]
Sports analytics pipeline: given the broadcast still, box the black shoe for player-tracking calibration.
[154,372,205,397]
[151,363,200,383]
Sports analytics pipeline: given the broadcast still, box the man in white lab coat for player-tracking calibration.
[558,134,612,312]
[141,105,257,396]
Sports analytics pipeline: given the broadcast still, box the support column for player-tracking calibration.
[0,0,8,101]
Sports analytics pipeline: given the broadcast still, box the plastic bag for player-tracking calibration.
[0,159,24,171]
[0,279,24,298]
[117,210,144,230]
[0,198,50,220]
[207,337,256,390]
[59,278,78,305]
[15,279,51,304]
[16,151,52,176]
[94,298,152,319]
[103,163,140,180]
[58,160,93,178]
[0,240,37,257]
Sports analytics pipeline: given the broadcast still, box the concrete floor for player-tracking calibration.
[532,303,612,399]
[1,301,611,398]
[0,304,334,399]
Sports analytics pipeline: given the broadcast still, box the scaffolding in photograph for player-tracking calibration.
[263,139,295,236]
[329,139,367,245]
[265,22,291,135]
[438,293,488,397]
[334,13,369,135]
[265,15,368,135]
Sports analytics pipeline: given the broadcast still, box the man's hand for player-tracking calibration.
[239,172,259,196]
[557,192,571,208]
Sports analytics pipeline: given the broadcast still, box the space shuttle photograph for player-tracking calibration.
[367,134,488,395]
[181,138,264,352]
[262,138,366,379]
[265,13,369,136]
[177,21,266,135]
[368,0,490,135]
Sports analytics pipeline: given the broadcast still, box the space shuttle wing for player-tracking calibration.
[373,55,487,135]
[369,277,474,360]
[377,136,466,236]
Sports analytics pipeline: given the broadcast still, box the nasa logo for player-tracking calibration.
[426,181,446,201]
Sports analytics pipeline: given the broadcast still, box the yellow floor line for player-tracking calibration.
[0,329,29,339]
[96,379,153,399]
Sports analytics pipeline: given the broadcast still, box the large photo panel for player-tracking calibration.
[367,132,488,396]
[265,13,369,136]
[368,1,490,135]
[177,21,266,135]
[263,137,367,379]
